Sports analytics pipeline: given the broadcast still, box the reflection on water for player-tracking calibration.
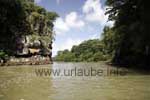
[0,62,150,100]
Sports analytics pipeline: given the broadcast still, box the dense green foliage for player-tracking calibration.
[54,39,110,62]
[0,0,29,54]
[0,0,58,57]
[55,0,150,68]
[106,0,150,67]
[0,51,8,59]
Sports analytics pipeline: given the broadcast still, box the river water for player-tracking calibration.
[0,62,150,100]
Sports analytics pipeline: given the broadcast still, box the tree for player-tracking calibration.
[106,0,150,67]
[54,39,109,62]
[0,0,58,57]
[0,0,31,54]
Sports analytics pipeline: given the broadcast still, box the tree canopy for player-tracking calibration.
[0,0,58,56]
[54,38,110,62]
[106,0,150,67]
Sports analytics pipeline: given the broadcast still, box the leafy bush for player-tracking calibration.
[0,51,8,59]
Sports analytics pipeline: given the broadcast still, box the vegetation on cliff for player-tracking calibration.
[0,0,58,60]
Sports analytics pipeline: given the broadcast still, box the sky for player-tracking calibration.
[35,0,113,56]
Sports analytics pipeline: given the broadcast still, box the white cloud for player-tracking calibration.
[54,18,69,35]
[54,12,85,35]
[106,21,114,27]
[52,38,82,56]
[82,0,108,24]
[54,0,114,36]
[65,12,85,28]
[34,0,42,3]
[52,0,114,56]
[56,0,61,5]
[90,34,99,39]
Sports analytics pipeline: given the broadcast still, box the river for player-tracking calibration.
[0,62,150,100]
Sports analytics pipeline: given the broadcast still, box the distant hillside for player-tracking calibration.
[53,39,111,62]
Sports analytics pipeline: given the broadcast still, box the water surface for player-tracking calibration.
[0,62,150,100]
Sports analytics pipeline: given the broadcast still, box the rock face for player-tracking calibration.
[16,36,51,53]
[13,0,56,62]
[0,34,53,66]
[0,0,58,65]
[15,35,52,61]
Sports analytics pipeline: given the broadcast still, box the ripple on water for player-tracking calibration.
[0,63,150,100]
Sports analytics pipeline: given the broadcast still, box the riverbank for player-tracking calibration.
[0,56,52,66]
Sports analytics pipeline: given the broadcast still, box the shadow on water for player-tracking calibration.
[106,62,150,75]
